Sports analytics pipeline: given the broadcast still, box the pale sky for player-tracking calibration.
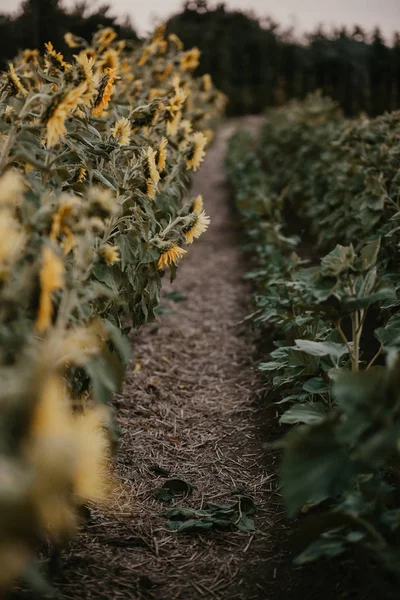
[1,0,399,39]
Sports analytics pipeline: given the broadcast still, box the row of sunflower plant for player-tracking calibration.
[0,24,226,594]
[226,92,400,589]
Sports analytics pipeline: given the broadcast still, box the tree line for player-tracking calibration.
[166,0,400,116]
[1,0,399,117]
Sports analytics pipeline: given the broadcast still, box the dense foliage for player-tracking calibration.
[0,24,224,594]
[227,95,400,589]
[0,0,138,67]
[167,0,400,116]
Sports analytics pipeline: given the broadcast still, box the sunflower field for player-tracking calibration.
[227,93,400,586]
[0,24,225,593]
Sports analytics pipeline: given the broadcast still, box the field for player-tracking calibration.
[0,16,400,600]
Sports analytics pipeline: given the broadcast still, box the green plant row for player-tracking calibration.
[226,94,400,590]
[0,25,225,594]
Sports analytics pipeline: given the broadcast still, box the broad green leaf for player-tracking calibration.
[280,402,326,425]
[294,339,348,360]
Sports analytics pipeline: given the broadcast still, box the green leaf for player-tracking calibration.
[281,422,355,516]
[303,377,330,394]
[294,339,348,360]
[280,403,326,425]
[155,478,194,502]
[344,287,396,310]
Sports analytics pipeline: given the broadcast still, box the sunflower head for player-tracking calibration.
[157,243,186,270]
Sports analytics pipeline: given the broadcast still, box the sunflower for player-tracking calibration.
[99,244,120,265]
[168,33,183,51]
[44,42,70,72]
[111,117,131,146]
[92,68,119,117]
[202,73,212,92]
[7,63,27,97]
[191,194,203,215]
[22,49,39,64]
[166,110,181,137]
[156,137,168,171]
[154,63,173,81]
[64,32,81,48]
[167,87,187,117]
[0,170,24,206]
[144,146,160,186]
[146,181,157,200]
[87,187,115,218]
[75,167,87,183]
[36,246,64,332]
[72,405,112,503]
[94,27,117,52]
[184,210,210,244]
[74,52,97,103]
[177,119,193,143]
[180,48,200,71]
[185,132,207,171]
[0,210,25,267]
[44,82,87,147]
[50,196,80,254]
[158,244,186,270]
[148,87,165,101]
[98,48,120,73]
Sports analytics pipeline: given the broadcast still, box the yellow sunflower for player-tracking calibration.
[158,244,186,270]
[92,68,120,117]
[99,244,120,265]
[185,132,207,171]
[156,137,168,171]
[36,246,64,332]
[184,210,210,244]
[180,48,200,71]
[7,63,27,97]
[111,117,131,146]
[192,194,203,215]
[45,82,87,147]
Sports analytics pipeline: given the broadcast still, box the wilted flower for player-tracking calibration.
[158,244,186,269]
[111,117,131,146]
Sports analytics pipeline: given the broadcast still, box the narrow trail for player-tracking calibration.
[53,117,290,600]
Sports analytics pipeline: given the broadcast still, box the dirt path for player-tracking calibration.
[45,117,290,600]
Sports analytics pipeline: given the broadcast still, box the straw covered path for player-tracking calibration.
[44,118,294,599]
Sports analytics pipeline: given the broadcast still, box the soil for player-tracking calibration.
[12,118,375,600]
